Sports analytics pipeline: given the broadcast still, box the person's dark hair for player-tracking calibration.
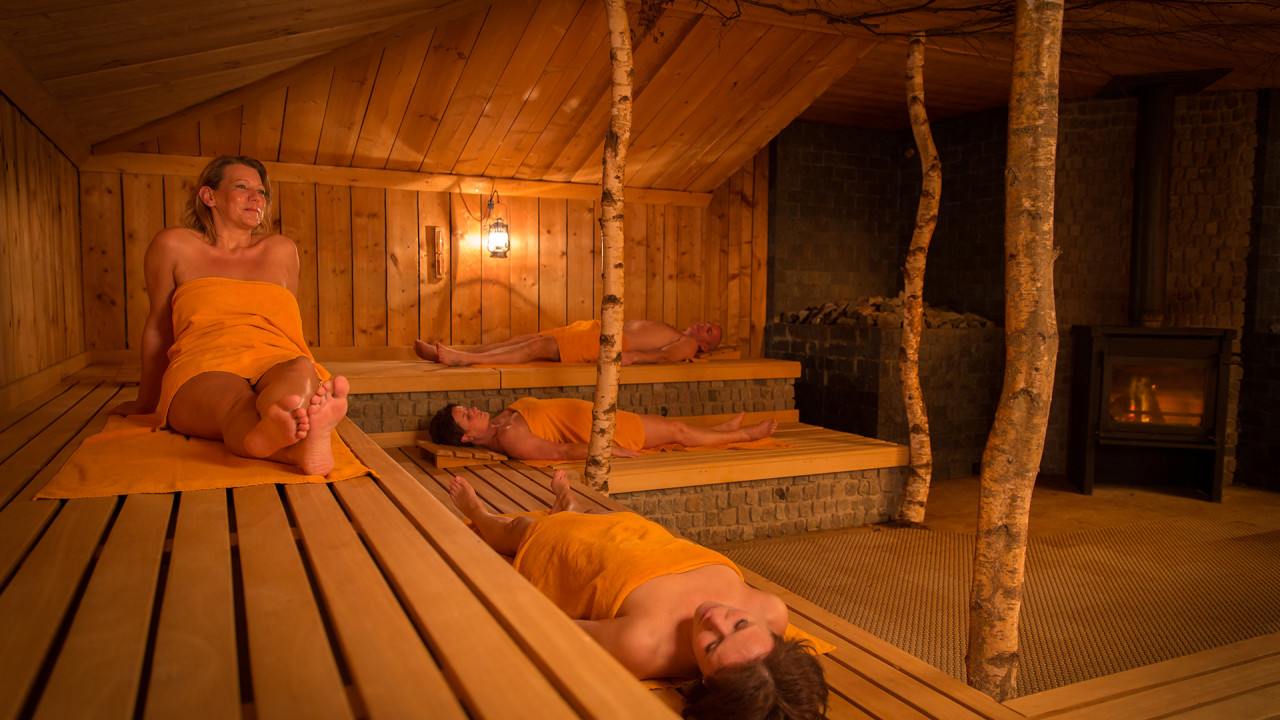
[186,155,274,241]
[680,636,828,720]
[429,404,471,446]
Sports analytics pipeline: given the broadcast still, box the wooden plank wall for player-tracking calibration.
[0,94,84,391]
[75,149,770,359]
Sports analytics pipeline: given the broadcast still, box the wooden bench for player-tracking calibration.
[0,379,679,720]
[370,432,1023,720]
[1004,631,1280,720]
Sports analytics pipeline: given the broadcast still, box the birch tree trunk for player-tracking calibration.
[584,0,634,491]
[897,33,939,525]
[966,0,1063,700]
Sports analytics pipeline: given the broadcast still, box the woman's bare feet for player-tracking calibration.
[743,419,778,441]
[413,339,439,362]
[709,412,746,432]
[548,470,584,514]
[449,475,485,518]
[291,376,349,476]
[243,393,309,459]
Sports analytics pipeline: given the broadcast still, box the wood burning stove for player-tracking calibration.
[1069,326,1233,501]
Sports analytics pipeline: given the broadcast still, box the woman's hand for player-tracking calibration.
[611,445,641,458]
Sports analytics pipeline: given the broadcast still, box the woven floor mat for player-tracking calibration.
[713,513,1280,697]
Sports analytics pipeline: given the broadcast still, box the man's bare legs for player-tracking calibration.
[638,414,777,448]
[449,476,534,555]
[434,335,561,366]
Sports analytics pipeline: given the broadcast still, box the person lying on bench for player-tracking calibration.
[449,472,828,720]
[414,319,722,366]
[429,397,777,462]
[109,154,348,476]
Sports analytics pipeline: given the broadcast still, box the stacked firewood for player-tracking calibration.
[779,293,994,328]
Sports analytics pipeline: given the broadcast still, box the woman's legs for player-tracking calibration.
[637,413,777,449]
[166,358,348,475]
[449,476,534,554]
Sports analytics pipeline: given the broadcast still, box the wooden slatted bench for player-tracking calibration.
[1003,631,1280,720]
[369,433,1023,720]
[0,378,680,720]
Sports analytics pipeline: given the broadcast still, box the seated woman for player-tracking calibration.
[429,397,777,462]
[110,155,347,476]
[449,472,828,720]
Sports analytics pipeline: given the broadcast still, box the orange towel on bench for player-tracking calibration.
[157,277,327,424]
[538,319,630,364]
[508,397,646,450]
[35,414,371,499]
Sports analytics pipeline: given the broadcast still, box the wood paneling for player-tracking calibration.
[2,96,83,390]
[63,158,769,363]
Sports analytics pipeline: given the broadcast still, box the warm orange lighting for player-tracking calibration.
[483,190,509,258]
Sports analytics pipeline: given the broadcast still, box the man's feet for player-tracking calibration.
[548,470,584,514]
[243,394,308,459]
[743,419,778,441]
[413,340,439,362]
[435,343,472,367]
[291,376,349,476]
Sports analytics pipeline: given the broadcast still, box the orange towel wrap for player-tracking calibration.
[507,397,645,450]
[512,511,741,620]
[538,319,630,364]
[156,277,328,424]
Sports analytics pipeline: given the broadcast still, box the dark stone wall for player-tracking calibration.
[768,91,1259,484]
[1238,89,1280,491]
[765,323,1003,480]
[767,123,916,319]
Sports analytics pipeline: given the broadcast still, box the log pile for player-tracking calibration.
[779,293,994,328]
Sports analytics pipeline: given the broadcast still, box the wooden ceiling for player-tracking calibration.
[2,0,1278,193]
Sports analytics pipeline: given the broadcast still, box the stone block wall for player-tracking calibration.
[346,379,796,433]
[615,467,906,546]
[768,91,1257,484]
[765,323,1003,480]
[768,123,916,319]
[1239,89,1280,491]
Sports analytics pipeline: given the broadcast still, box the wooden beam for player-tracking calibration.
[79,152,713,206]
[89,0,495,156]
[0,38,91,164]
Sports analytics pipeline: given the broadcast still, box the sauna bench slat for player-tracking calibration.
[0,380,678,720]
[383,445,1022,720]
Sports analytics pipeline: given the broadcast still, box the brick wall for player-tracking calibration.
[768,123,916,319]
[768,91,1258,483]
[346,379,796,433]
[615,467,905,546]
[765,323,1002,480]
[1238,89,1280,491]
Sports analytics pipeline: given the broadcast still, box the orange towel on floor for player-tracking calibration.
[157,277,327,424]
[34,414,371,499]
[538,319,630,364]
[513,511,740,620]
[508,397,646,450]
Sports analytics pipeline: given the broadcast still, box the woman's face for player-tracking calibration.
[690,601,776,676]
[203,164,268,230]
[451,405,490,442]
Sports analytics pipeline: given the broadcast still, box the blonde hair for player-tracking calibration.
[184,155,274,242]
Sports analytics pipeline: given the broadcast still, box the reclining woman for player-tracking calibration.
[429,397,778,462]
[449,471,828,720]
[110,154,348,476]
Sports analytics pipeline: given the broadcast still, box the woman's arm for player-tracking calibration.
[111,231,179,415]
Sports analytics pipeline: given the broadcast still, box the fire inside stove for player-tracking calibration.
[1107,363,1207,428]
